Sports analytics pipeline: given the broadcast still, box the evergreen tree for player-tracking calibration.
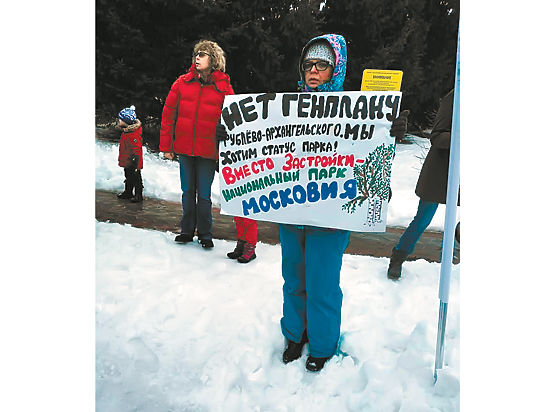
[320,0,459,130]
[215,0,324,93]
[96,0,323,126]
[96,1,459,136]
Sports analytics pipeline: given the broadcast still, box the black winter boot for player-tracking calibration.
[131,186,143,202]
[305,355,331,372]
[237,242,256,263]
[227,239,246,259]
[283,331,308,364]
[200,239,214,249]
[387,247,409,280]
[130,170,143,203]
[117,169,134,199]
[175,233,194,243]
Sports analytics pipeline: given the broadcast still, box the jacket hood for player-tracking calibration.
[298,34,347,92]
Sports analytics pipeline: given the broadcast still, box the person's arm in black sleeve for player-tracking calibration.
[429,89,454,150]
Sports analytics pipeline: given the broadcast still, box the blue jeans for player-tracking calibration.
[396,198,439,255]
[279,224,350,358]
[178,155,216,240]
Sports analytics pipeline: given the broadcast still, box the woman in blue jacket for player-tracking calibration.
[280,34,407,371]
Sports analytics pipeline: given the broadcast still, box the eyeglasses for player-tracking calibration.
[196,51,211,58]
[302,60,331,72]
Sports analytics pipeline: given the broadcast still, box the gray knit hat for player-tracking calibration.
[303,40,335,67]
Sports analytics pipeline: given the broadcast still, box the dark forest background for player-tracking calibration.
[96,0,459,148]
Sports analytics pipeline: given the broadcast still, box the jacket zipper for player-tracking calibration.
[191,83,203,156]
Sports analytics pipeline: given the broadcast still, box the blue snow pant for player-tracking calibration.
[395,198,439,255]
[279,224,350,358]
[178,154,216,240]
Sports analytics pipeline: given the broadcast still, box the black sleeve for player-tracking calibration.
[429,89,454,150]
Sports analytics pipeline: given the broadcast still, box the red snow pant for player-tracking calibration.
[234,217,258,245]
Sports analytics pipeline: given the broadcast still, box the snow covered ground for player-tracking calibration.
[96,222,459,412]
[95,137,460,411]
[95,136,457,230]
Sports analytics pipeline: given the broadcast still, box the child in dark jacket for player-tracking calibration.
[116,105,144,203]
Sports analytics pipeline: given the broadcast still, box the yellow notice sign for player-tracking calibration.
[361,69,403,91]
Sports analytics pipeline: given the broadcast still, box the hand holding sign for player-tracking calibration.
[215,120,228,142]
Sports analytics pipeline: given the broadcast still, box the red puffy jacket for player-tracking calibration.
[118,122,143,169]
[159,65,234,160]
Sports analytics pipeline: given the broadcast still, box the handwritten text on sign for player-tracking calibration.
[219,91,401,232]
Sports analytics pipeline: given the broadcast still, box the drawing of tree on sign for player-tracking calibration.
[342,143,395,214]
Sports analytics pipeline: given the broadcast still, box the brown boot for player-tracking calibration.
[387,247,409,280]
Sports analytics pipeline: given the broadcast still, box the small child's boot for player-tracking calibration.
[131,185,143,203]
[130,170,143,203]
[237,242,256,263]
[117,185,133,199]
[227,239,246,259]
[117,169,134,199]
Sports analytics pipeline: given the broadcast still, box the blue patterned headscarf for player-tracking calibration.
[298,34,347,92]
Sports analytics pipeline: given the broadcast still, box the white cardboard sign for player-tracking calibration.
[219,91,401,232]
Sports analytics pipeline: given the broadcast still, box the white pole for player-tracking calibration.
[434,22,460,382]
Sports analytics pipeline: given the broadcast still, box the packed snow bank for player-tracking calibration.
[95,137,457,230]
[96,222,459,411]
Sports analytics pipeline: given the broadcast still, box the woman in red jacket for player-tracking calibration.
[160,40,234,249]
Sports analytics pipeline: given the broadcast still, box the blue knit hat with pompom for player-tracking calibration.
[118,105,137,125]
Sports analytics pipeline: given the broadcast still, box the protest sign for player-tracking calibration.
[218,91,401,232]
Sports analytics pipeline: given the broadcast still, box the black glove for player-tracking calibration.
[389,109,409,139]
[130,154,139,169]
[215,121,228,142]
